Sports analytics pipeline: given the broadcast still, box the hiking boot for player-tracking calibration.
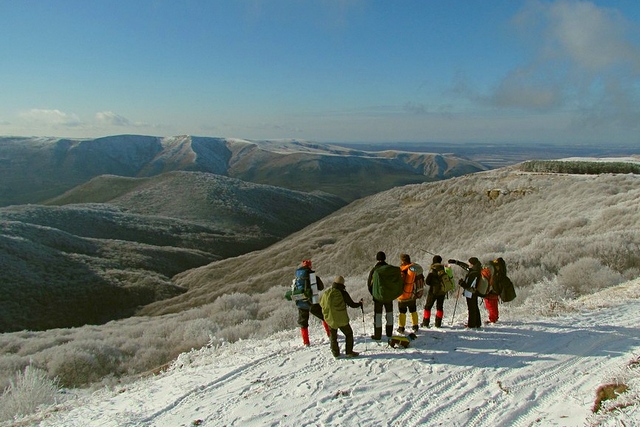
[332,352,340,358]
[421,319,429,328]
[345,352,359,358]
[371,327,382,341]
[397,326,405,334]
[412,325,419,333]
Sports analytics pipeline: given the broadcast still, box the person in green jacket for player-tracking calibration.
[320,276,364,358]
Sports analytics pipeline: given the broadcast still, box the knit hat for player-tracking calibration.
[376,251,386,261]
[302,259,312,268]
[334,275,345,285]
[432,255,442,263]
[468,257,480,266]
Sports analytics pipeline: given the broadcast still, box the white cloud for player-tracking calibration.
[95,111,133,126]
[541,1,640,72]
[477,0,640,129]
[19,109,82,127]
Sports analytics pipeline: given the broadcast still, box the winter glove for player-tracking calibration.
[458,278,468,289]
[448,259,457,265]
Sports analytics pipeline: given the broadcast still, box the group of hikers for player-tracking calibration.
[285,251,514,358]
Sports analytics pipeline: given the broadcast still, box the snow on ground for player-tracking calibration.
[32,280,640,427]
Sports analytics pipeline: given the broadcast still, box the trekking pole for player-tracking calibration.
[451,285,461,326]
[361,304,367,351]
[419,248,438,256]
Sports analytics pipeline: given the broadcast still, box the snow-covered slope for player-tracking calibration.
[32,279,640,427]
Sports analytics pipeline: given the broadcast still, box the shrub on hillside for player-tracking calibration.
[43,343,125,387]
[0,365,60,423]
[520,160,640,175]
[516,277,575,316]
[557,258,625,295]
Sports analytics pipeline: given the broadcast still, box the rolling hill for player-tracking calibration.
[0,172,344,332]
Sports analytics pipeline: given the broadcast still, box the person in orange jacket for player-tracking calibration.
[397,253,420,333]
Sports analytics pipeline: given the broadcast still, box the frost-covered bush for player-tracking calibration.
[0,365,59,422]
[516,277,575,316]
[557,258,625,296]
[40,339,127,387]
[219,319,262,343]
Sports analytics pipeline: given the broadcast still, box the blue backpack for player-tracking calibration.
[285,267,321,308]
[292,267,312,302]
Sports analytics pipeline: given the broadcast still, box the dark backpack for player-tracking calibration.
[431,264,454,296]
[410,264,425,299]
[372,264,404,302]
[489,258,516,302]
[499,276,517,302]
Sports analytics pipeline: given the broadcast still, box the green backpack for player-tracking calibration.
[431,264,455,296]
[320,287,349,329]
[372,264,404,302]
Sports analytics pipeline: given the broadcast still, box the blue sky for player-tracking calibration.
[1,0,640,145]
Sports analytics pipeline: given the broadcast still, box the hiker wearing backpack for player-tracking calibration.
[366,251,396,340]
[422,255,448,328]
[397,253,421,333]
[290,259,331,346]
[448,257,482,328]
[484,257,509,323]
[320,276,364,358]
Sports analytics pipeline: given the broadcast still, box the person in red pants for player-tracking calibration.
[291,260,331,346]
[484,257,507,324]
[484,293,500,323]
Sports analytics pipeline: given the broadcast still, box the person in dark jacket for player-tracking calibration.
[484,258,506,323]
[367,251,394,340]
[294,259,331,346]
[422,255,447,328]
[449,257,482,328]
[321,276,364,358]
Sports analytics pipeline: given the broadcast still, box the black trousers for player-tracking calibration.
[424,293,445,312]
[466,295,481,328]
[330,324,354,356]
[297,304,324,328]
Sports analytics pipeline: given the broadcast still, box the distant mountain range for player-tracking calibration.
[0,135,486,207]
